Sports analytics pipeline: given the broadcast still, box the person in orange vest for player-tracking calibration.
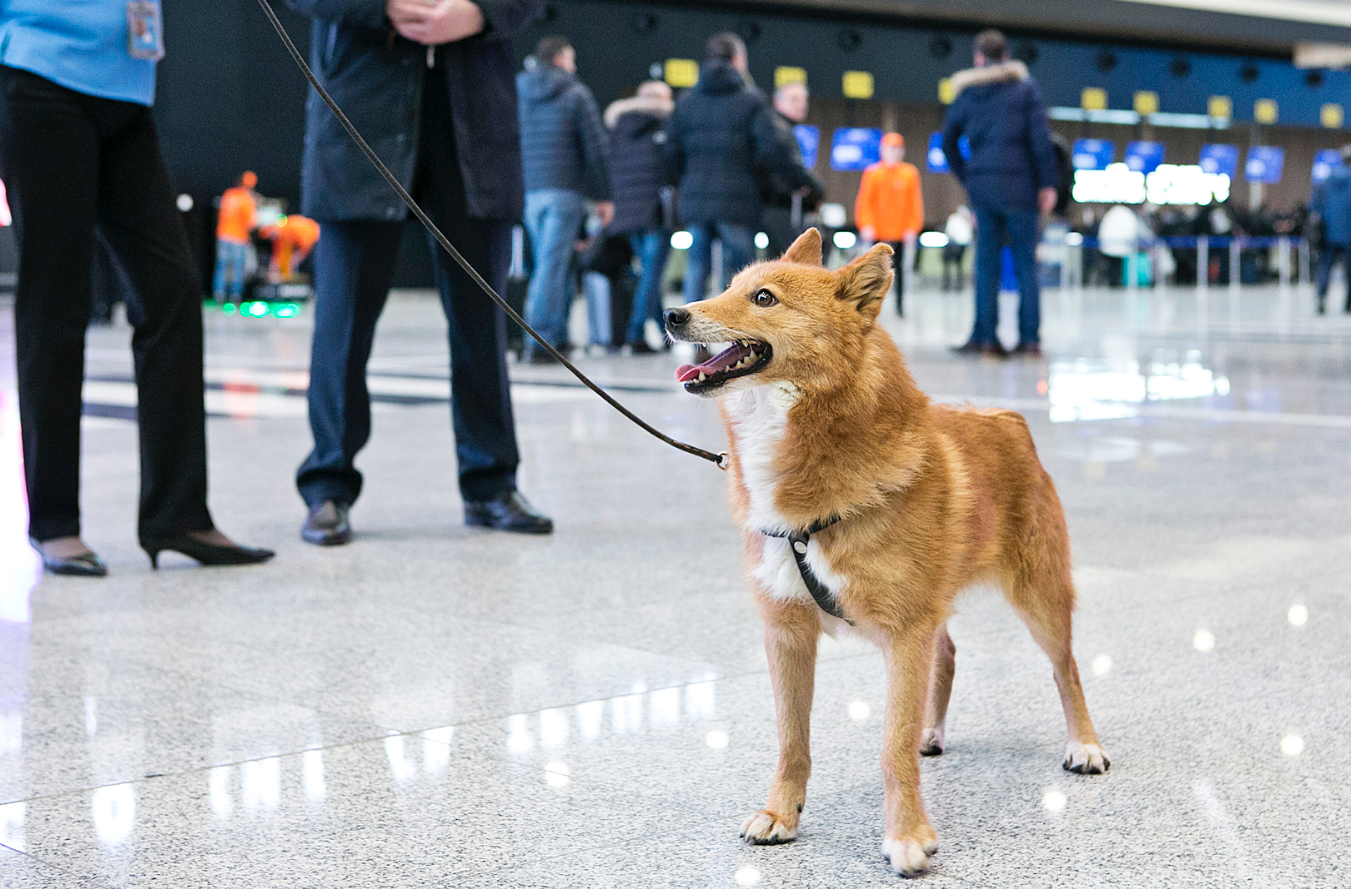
[213,171,258,302]
[855,132,924,315]
[260,214,321,280]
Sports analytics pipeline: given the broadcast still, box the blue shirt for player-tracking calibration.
[0,0,159,106]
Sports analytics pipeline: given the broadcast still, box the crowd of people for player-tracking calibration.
[0,0,1061,574]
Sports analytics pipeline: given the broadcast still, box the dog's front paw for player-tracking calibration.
[881,831,937,877]
[1063,741,1111,774]
[919,728,945,756]
[740,810,798,845]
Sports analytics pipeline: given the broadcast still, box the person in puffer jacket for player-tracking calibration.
[604,81,675,352]
[517,36,612,361]
[942,28,1058,357]
[663,32,812,308]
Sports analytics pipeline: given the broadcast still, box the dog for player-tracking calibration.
[664,228,1109,876]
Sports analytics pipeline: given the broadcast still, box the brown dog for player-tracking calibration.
[665,229,1108,876]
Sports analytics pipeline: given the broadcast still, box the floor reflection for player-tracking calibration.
[0,389,39,623]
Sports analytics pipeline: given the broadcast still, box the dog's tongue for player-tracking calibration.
[675,343,751,383]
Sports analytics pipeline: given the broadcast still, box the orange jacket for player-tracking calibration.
[216,186,258,243]
[854,161,924,242]
[263,215,321,252]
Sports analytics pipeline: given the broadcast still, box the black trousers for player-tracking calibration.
[884,240,907,316]
[295,64,519,507]
[0,67,212,543]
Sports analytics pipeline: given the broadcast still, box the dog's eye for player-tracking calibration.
[752,289,778,308]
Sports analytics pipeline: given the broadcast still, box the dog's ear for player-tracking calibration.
[780,228,823,266]
[837,243,894,319]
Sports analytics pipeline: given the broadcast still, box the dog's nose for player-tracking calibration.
[664,307,691,329]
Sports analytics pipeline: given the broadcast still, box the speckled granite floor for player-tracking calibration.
[2,282,1349,887]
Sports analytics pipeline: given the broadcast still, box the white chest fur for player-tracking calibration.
[727,385,848,607]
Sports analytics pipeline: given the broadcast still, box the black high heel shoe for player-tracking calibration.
[33,546,108,577]
[141,534,275,569]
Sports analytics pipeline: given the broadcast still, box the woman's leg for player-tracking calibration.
[0,68,102,543]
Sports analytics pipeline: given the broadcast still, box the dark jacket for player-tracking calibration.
[941,60,1058,212]
[603,94,674,234]
[1312,163,1351,245]
[285,0,540,223]
[763,110,823,211]
[663,60,810,229]
[516,62,610,199]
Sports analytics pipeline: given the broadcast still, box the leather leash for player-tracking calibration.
[256,0,729,471]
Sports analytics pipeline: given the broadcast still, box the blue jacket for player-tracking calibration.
[0,0,158,104]
[1312,164,1351,246]
[662,60,809,229]
[285,0,540,223]
[941,61,1058,213]
[516,62,610,200]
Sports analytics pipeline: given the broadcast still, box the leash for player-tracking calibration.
[760,516,851,622]
[254,0,729,471]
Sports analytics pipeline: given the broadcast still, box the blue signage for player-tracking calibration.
[1072,139,1115,171]
[794,125,820,170]
[925,132,970,174]
[829,127,882,171]
[1124,141,1165,174]
[1312,149,1341,183]
[1245,146,1285,184]
[1199,144,1239,179]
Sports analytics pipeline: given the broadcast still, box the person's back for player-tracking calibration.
[604,87,673,235]
[217,185,256,244]
[666,57,778,229]
[1316,164,1351,246]
[516,58,608,200]
[942,60,1057,212]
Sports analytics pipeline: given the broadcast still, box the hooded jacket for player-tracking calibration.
[604,93,674,234]
[285,0,541,223]
[662,60,810,229]
[940,60,1058,212]
[516,62,610,200]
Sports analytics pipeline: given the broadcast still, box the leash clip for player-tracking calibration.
[717,452,731,471]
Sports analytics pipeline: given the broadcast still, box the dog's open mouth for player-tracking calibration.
[675,339,772,392]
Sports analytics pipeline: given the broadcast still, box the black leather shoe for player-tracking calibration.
[302,501,352,546]
[464,491,553,535]
[951,339,985,355]
[141,534,274,569]
[627,340,659,355]
[36,549,108,577]
[1011,341,1042,357]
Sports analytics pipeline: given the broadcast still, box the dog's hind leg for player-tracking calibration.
[741,596,819,845]
[880,628,940,876]
[1009,569,1110,775]
[920,624,956,756]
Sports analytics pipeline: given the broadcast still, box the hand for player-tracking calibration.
[859,226,876,244]
[595,201,615,227]
[1038,187,1058,214]
[903,232,918,247]
[387,0,485,45]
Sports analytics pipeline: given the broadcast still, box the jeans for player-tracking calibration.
[626,228,670,343]
[683,221,755,303]
[523,188,585,350]
[580,271,610,347]
[213,239,248,301]
[0,66,213,542]
[1316,243,1351,309]
[296,60,519,506]
[972,206,1041,346]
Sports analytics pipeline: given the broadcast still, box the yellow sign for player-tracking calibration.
[1133,91,1159,115]
[1254,98,1278,124]
[1081,87,1108,111]
[1322,103,1344,129]
[774,66,807,89]
[842,70,874,100]
[938,78,955,105]
[663,58,698,89]
[1208,95,1232,119]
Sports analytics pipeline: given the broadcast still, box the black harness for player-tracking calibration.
[761,516,850,623]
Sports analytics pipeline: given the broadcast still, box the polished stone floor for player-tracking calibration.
[2,281,1350,887]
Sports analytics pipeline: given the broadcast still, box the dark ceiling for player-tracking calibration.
[665,0,1351,56]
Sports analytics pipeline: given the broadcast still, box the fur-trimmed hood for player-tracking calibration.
[604,93,674,129]
[948,60,1029,98]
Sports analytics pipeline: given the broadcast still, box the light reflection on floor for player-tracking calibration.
[0,389,38,623]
